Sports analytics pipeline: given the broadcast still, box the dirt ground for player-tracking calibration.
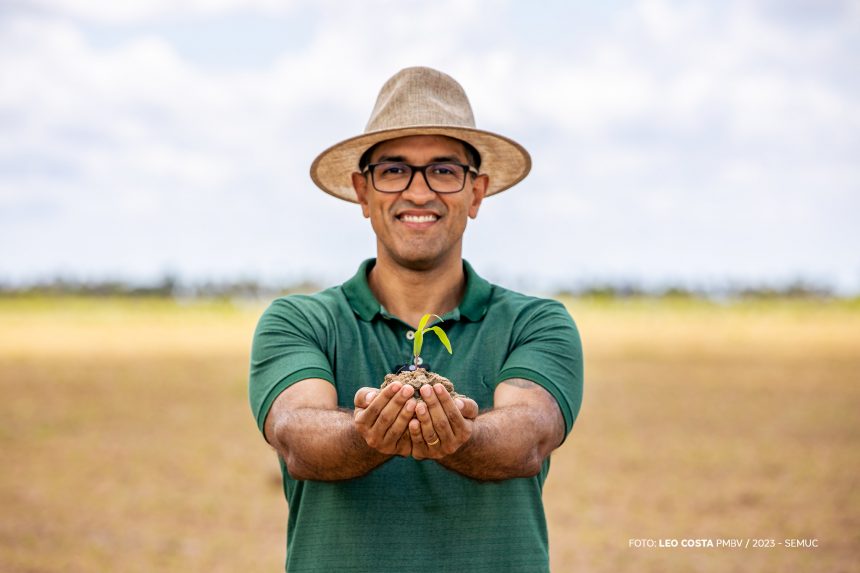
[0,296,857,572]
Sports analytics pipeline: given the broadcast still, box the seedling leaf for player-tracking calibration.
[417,314,433,333]
[428,326,453,354]
[413,313,446,359]
[414,329,424,358]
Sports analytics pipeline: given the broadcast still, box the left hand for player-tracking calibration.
[408,383,478,460]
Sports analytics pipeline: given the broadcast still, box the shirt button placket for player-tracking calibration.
[404,330,423,367]
[405,330,415,368]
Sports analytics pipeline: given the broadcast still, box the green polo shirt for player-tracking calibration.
[250,259,583,572]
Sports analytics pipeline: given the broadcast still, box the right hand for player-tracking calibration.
[353,382,416,457]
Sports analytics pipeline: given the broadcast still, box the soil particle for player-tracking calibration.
[381,368,458,401]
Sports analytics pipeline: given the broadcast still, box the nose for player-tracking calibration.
[401,169,436,204]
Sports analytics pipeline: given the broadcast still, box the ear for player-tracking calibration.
[352,172,371,218]
[467,174,488,219]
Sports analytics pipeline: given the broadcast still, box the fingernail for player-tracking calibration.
[420,384,432,397]
[406,400,416,413]
[365,391,377,404]
[417,403,426,415]
[434,384,444,394]
[455,398,464,410]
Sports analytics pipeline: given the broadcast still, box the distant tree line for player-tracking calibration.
[0,275,845,300]
[558,279,837,300]
[0,275,319,300]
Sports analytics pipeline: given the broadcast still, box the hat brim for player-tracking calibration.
[310,126,531,203]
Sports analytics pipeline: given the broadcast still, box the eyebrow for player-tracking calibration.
[374,154,464,164]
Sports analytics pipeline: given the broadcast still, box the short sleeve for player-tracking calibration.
[249,297,335,432]
[496,300,583,438]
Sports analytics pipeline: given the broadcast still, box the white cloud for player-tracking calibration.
[1,0,858,291]
[19,0,305,24]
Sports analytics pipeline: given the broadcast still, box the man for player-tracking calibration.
[250,66,583,572]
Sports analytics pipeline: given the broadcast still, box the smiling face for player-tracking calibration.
[352,135,488,271]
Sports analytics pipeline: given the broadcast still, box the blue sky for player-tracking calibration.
[1,0,858,292]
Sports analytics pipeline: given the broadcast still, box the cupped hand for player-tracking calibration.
[353,382,416,457]
[408,383,478,460]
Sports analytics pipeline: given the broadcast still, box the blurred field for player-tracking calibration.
[1,296,858,572]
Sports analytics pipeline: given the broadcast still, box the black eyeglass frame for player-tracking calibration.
[361,161,480,194]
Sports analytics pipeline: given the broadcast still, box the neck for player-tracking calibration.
[368,250,466,328]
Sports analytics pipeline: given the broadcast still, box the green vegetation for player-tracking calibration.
[1,275,853,301]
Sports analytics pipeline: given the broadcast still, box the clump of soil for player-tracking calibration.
[381,368,459,402]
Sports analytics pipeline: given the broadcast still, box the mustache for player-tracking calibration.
[391,199,446,214]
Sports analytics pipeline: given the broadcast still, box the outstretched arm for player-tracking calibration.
[264,378,416,481]
[408,378,565,481]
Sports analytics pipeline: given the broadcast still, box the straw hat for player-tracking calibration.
[310,66,531,203]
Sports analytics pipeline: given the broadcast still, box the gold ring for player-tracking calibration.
[426,437,440,446]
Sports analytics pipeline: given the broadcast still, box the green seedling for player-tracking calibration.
[412,313,452,368]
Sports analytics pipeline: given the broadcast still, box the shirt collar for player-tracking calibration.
[342,258,492,323]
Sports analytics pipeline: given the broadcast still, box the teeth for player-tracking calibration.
[400,214,437,223]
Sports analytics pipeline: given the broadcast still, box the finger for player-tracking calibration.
[456,397,479,419]
[353,387,377,408]
[434,384,468,435]
[408,418,428,460]
[421,383,455,443]
[372,384,414,434]
[415,398,442,448]
[395,426,412,457]
[383,398,416,444]
[355,382,401,427]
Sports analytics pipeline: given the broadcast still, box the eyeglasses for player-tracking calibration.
[362,161,479,194]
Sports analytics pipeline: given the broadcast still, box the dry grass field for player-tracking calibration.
[1,296,858,572]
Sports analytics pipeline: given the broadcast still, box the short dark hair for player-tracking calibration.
[358,138,482,171]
